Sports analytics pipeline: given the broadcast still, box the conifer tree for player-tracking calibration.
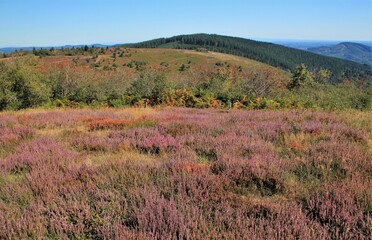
[288,64,314,90]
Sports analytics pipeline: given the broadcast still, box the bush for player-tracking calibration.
[0,62,50,110]
[128,71,172,105]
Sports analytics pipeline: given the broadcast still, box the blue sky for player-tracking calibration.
[0,0,371,47]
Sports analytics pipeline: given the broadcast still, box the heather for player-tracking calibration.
[0,107,370,239]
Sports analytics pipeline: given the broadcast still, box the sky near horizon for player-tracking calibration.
[0,0,371,47]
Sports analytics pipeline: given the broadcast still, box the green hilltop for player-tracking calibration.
[123,33,372,83]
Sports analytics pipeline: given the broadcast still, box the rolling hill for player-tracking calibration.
[308,42,372,65]
[1,48,289,82]
[123,34,372,83]
[0,43,370,111]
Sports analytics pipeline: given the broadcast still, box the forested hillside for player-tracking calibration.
[123,34,372,83]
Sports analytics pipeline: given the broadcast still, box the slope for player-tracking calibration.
[1,47,290,83]
[122,34,372,83]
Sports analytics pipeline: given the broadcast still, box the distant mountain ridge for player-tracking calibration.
[308,42,372,65]
[122,33,371,83]
[0,44,111,54]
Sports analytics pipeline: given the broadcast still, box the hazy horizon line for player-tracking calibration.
[1,35,372,49]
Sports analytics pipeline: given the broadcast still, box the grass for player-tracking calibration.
[3,47,290,83]
[0,107,371,239]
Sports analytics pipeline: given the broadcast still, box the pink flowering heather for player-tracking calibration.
[0,108,370,239]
